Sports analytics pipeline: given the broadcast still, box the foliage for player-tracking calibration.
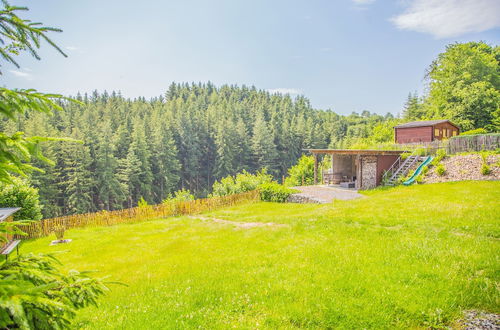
[480,152,491,175]
[0,252,109,329]
[137,197,149,208]
[432,148,447,165]
[284,155,314,186]
[435,164,446,176]
[162,189,195,203]
[53,224,65,240]
[0,1,75,182]
[21,181,500,329]
[461,128,488,135]
[0,177,42,220]
[258,182,296,202]
[210,169,272,197]
[480,163,491,176]
[0,222,108,329]
[423,42,500,131]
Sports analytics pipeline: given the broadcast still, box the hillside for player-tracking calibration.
[425,153,500,183]
[23,181,500,329]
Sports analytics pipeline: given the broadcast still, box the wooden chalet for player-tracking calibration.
[394,120,459,144]
[308,149,404,190]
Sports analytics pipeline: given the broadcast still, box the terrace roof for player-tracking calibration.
[0,207,21,222]
[306,149,404,155]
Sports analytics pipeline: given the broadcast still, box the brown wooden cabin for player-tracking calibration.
[394,120,459,144]
[308,149,404,190]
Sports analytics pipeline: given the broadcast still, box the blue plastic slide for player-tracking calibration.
[403,156,433,186]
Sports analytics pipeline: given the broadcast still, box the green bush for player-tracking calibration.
[0,177,42,221]
[401,152,411,161]
[461,128,487,135]
[163,189,195,203]
[210,170,272,197]
[431,148,447,166]
[436,164,446,176]
[258,183,296,203]
[137,197,149,208]
[481,163,491,175]
[284,155,314,186]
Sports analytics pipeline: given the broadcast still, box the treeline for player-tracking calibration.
[2,83,392,217]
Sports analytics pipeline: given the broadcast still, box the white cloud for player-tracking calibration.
[9,70,34,80]
[267,88,302,95]
[391,0,500,38]
[352,0,375,4]
[65,46,78,51]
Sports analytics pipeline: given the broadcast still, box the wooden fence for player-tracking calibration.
[397,134,499,155]
[18,190,260,239]
[446,134,499,154]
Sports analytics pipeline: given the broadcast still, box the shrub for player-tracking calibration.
[436,164,446,176]
[53,224,66,240]
[258,183,296,203]
[210,169,272,197]
[401,152,411,161]
[163,189,195,203]
[481,163,491,175]
[460,128,487,135]
[137,197,149,208]
[0,177,43,221]
[284,155,314,186]
[431,148,447,165]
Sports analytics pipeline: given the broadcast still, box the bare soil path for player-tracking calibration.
[188,216,288,229]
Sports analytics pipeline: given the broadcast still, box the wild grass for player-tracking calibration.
[22,181,499,329]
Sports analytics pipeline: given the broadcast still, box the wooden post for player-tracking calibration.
[313,153,318,185]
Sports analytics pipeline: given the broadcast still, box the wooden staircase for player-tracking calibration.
[383,154,426,186]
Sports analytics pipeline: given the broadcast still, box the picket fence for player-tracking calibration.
[18,190,260,239]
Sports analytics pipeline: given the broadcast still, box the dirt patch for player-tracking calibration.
[188,216,288,229]
[291,186,363,204]
[425,154,499,184]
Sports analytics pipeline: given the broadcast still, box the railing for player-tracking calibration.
[17,190,260,239]
[382,154,407,183]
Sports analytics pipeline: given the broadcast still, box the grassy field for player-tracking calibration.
[23,181,499,329]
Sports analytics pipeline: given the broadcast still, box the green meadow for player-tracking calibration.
[23,181,499,329]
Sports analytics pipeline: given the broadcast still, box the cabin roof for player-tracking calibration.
[394,120,455,129]
[306,149,404,155]
[0,207,21,222]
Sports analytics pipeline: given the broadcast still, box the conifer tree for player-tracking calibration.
[251,113,278,175]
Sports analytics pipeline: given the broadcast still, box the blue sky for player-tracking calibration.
[3,0,500,115]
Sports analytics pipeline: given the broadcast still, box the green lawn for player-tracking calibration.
[23,181,499,329]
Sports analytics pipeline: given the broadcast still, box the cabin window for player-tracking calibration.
[452,130,457,136]
[446,129,450,137]
[434,128,439,136]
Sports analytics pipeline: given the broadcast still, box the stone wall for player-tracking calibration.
[361,156,377,189]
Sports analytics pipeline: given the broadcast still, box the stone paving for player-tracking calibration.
[290,185,363,204]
